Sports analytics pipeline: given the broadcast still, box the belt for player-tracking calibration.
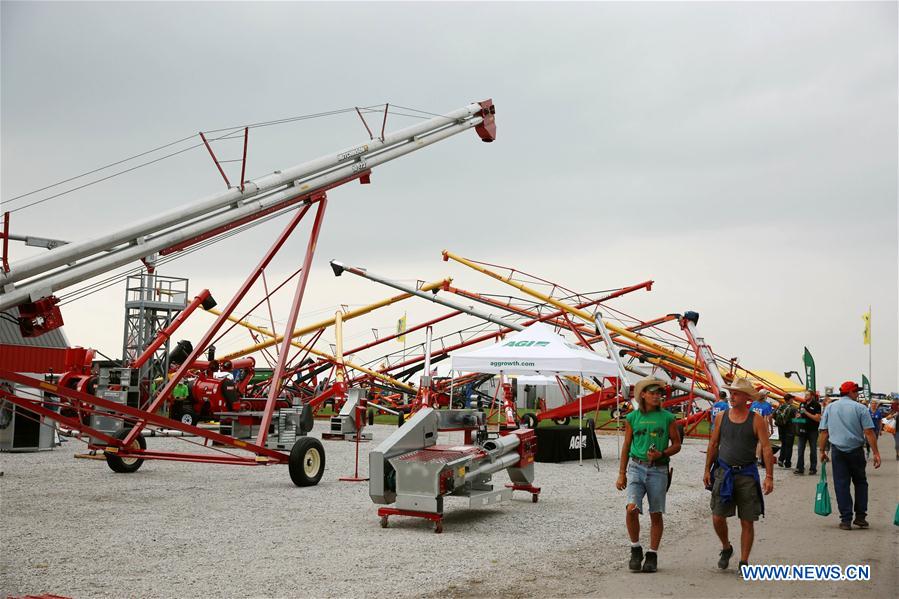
[631,456,667,467]
[721,461,754,470]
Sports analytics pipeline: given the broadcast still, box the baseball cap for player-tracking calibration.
[839,381,860,394]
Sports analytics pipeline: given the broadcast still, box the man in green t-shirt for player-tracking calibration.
[616,376,681,573]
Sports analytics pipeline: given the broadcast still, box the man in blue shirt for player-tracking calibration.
[818,381,881,530]
[709,397,730,434]
[750,391,774,464]
[865,400,884,458]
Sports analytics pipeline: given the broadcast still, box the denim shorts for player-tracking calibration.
[626,460,668,513]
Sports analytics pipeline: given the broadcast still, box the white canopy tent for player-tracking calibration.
[450,322,618,377]
[450,323,618,464]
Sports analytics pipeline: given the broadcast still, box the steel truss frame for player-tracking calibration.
[0,179,352,468]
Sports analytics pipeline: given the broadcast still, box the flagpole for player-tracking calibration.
[868,305,872,388]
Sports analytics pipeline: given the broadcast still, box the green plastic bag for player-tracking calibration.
[814,463,832,517]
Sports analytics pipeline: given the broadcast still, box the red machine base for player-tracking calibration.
[377,507,444,533]
[506,483,542,503]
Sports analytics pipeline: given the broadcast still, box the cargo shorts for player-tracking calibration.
[710,468,762,522]
[626,461,668,514]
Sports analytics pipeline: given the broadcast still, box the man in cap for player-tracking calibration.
[704,377,774,573]
[616,376,681,573]
[818,381,881,530]
[773,393,798,468]
[793,391,823,475]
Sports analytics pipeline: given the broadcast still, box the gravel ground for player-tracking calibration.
[1,422,709,598]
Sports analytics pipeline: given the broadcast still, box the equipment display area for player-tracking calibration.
[0,420,717,598]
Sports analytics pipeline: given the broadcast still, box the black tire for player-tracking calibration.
[288,437,325,487]
[585,418,595,430]
[299,403,314,433]
[553,416,570,426]
[105,428,147,473]
[367,409,375,427]
[677,424,686,441]
[521,413,538,429]
[397,412,405,428]
[180,411,199,427]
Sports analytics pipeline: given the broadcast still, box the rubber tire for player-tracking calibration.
[521,413,538,430]
[398,412,405,428]
[553,416,570,426]
[105,429,147,473]
[299,403,314,433]
[180,411,199,427]
[677,424,686,441]
[367,409,375,427]
[288,437,325,487]
[585,418,595,431]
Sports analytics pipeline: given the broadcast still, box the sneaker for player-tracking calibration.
[839,521,852,530]
[629,546,644,571]
[852,517,869,528]
[642,551,658,573]
[809,469,817,476]
[738,561,749,578]
[777,460,784,467]
[793,469,804,475]
[718,545,734,569]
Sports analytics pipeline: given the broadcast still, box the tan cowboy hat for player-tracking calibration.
[633,376,666,399]
[723,377,761,400]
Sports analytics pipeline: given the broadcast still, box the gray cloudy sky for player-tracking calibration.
[2,2,897,390]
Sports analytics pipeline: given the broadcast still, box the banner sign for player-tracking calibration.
[803,347,816,392]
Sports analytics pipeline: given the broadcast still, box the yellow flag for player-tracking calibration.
[862,310,871,345]
[397,313,407,343]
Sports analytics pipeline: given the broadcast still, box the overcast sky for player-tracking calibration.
[2,2,897,391]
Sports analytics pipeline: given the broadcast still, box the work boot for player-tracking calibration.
[717,545,733,569]
[852,517,869,528]
[839,521,852,530]
[642,551,658,573]
[629,546,644,571]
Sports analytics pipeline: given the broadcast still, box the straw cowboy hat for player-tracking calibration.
[723,377,761,400]
[633,376,666,398]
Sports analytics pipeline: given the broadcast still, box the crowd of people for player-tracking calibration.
[615,376,894,574]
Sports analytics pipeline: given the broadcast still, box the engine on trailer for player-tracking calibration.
[369,407,540,533]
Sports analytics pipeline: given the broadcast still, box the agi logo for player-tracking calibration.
[502,340,550,347]
[569,434,588,450]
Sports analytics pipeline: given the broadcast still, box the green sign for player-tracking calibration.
[862,374,871,401]
[803,347,816,392]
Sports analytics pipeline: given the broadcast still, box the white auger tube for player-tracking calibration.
[1,101,494,311]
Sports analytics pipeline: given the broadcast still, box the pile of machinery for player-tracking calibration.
[0,99,498,486]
